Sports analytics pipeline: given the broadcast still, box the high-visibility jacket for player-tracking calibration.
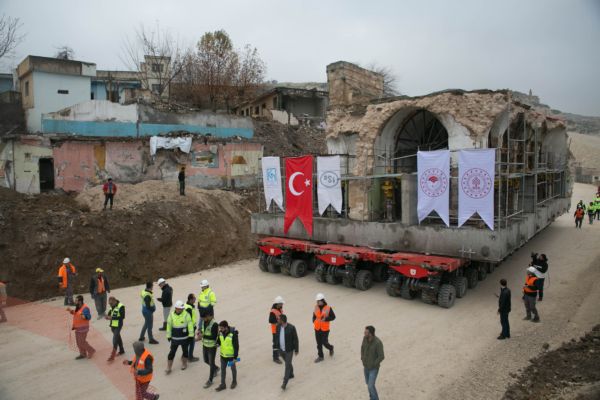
[72,304,90,330]
[201,319,217,348]
[314,305,332,332]
[140,289,154,308]
[167,311,194,341]
[108,302,124,328]
[57,263,76,289]
[523,276,538,295]
[131,349,153,384]
[219,332,235,358]
[184,303,197,327]
[198,288,217,308]
[96,276,106,294]
[270,308,282,334]
[575,208,584,218]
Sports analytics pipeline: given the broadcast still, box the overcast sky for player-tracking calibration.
[2,0,599,116]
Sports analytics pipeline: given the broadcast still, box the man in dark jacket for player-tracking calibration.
[156,278,173,331]
[89,268,110,319]
[178,167,186,196]
[215,320,239,392]
[530,253,548,301]
[361,325,384,400]
[497,279,511,339]
[273,314,299,390]
[199,312,220,389]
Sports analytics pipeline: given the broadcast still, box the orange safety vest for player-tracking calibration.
[58,264,76,289]
[131,349,153,383]
[314,305,331,332]
[72,304,90,329]
[523,276,538,294]
[270,308,282,334]
[97,276,105,294]
[575,208,584,218]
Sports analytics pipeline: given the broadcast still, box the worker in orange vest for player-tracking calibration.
[58,257,77,306]
[90,268,110,319]
[123,341,160,400]
[68,295,96,359]
[269,296,285,364]
[523,267,540,323]
[313,293,336,363]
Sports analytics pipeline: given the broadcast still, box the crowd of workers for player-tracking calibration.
[573,189,600,228]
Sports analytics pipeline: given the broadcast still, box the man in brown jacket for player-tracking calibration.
[361,326,384,400]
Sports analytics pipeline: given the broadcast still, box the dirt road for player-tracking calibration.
[1,183,599,400]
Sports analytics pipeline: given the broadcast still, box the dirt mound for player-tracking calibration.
[569,131,600,171]
[0,184,256,301]
[503,325,600,400]
[253,120,327,156]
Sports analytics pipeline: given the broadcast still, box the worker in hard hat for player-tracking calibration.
[198,310,220,388]
[68,295,95,359]
[269,296,285,364]
[197,279,217,318]
[523,267,540,323]
[184,293,200,362]
[123,341,160,400]
[139,282,159,345]
[156,278,173,331]
[90,268,110,319]
[57,257,77,306]
[106,296,125,361]
[313,293,336,363]
[165,300,194,374]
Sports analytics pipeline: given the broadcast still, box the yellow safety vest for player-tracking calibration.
[109,303,124,328]
[184,303,197,326]
[198,288,216,308]
[167,311,193,340]
[219,332,234,358]
[201,319,217,348]
[140,289,154,308]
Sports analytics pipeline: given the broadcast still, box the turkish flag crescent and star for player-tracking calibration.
[284,155,314,236]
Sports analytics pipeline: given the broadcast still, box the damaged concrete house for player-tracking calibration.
[0,55,262,193]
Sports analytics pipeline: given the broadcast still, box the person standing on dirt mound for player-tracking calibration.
[313,293,336,363]
[90,268,110,319]
[178,166,186,196]
[523,267,540,323]
[139,282,159,345]
[497,279,511,339]
[103,177,117,210]
[156,278,172,332]
[57,257,77,306]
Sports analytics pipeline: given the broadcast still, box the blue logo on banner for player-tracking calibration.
[266,168,277,183]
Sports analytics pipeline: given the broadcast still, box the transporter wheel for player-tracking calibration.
[386,276,401,297]
[478,266,488,281]
[290,259,308,278]
[342,274,355,288]
[258,253,268,272]
[326,268,340,285]
[355,270,373,291]
[466,268,478,289]
[421,289,437,305]
[372,264,389,282]
[267,256,281,273]
[437,284,456,308]
[315,263,327,282]
[400,279,418,300]
[487,263,496,274]
[451,276,468,298]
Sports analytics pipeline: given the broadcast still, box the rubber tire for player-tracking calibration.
[355,270,373,291]
[478,266,488,281]
[342,275,355,288]
[325,268,339,285]
[421,289,436,305]
[437,284,456,308]
[315,263,326,283]
[258,253,268,272]
[372,264,389,283]
[290,259,307,278]
[451,276,468,298]
[267,256,280,273]
[466,268,478,289]
[386,277,401,297]
[487,263,496,274]
[280,262,291,276]
[400,280,418,300]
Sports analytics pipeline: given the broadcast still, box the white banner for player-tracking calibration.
[261,156,284,211]
[317,156,343,215]
[417,150,450,226]
[149,136,192,156]
[458,149,496,230]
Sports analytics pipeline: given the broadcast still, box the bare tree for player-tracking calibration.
[0,15,25,60]
[367,63,400,97]
[236,44,266,102]
[54,45,75,60]
[121,23,184,100]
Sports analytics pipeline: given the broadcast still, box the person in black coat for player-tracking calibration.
[530,253,548,301]
[157,278,173,331]
[178,167,186,196]
[497,279,511,340]
[273,314,299,390]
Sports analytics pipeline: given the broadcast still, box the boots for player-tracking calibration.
[165,360,173,375]
[107,349,117,362]
[159,322,167,331]
[181,357,188,370]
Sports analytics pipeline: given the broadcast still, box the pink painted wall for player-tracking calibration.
[105,142,145,181]
[53,141,98,192]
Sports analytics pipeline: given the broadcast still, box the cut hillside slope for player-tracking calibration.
[568,131,600,171]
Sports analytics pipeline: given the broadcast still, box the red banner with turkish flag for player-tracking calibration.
[284,155,313,236]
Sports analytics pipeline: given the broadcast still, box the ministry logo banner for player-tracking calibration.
[458,149,496,230]
[417,150,450,226]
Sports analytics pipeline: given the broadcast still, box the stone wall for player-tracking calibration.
[326,61,384,107]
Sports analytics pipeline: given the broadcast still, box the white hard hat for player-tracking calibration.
[174,300,185,309]
[274,296,285,304]
[200,279,209,287]
[157,278,166,285]
[63,258,70,264]
[315,293,325,301]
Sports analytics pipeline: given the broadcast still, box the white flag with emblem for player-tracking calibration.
[417,150,450,226]
[261,156,284,211]
[317,156,343,215]
[458,149,496,230]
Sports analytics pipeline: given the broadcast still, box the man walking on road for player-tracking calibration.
[178,166,186,196]
[361,325,384,400]
[269,296,285,364]
[165,301,194,374]
[103,177,117,210]
[574,206,584,228]
[123,341,160,400]
[106,296,125,361]
[199,311,220,388]
[57,257,77,306]
[497,279,511,339]
[184,293,200,362]
[90,268,110,319]
[198,280,217,318]
[139,282,159,344]
[313,293,336,363]
[156,278,172,331]
[215,320,239,391]
[69,295,95,359]
[523,267,540,322]
[273,314,299,390]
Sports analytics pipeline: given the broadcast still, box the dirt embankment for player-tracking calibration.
[0,181,257,301]
[253,120,327,156]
